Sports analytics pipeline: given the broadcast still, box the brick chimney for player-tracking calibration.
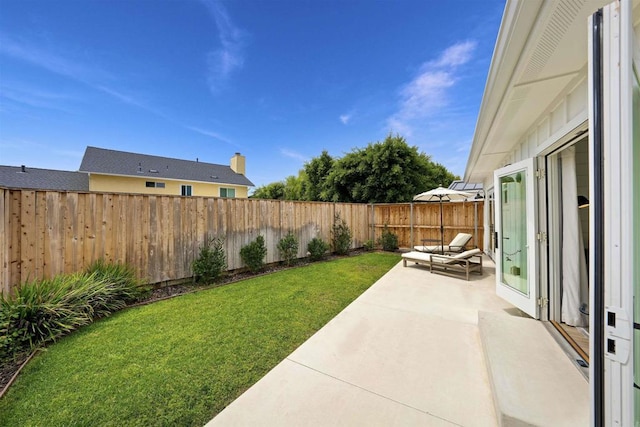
[230,152,245,175]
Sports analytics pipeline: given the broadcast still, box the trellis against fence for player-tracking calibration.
[0,189,483,295]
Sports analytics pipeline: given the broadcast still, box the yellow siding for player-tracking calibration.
[89,174,249,198]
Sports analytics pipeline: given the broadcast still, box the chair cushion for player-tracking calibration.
[449,233,473,248]
[451,248,482,259]
[402,251,432,262]
[413,245,447,253]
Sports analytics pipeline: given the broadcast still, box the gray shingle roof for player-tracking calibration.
[0,165,89,191]
[79,146,254,187]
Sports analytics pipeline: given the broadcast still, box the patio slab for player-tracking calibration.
[479,311,590,426]
[207,257,587,426]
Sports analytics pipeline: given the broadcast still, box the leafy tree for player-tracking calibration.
[303,150,334,201]
[283,174,305,201]
[251,134,458,203]
[326,134,458,203]
[251,182,285,200]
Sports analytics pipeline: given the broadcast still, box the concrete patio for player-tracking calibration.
[207,256,589,426]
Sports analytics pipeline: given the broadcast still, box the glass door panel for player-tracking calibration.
[499,172,528,294]
[494,158,538,318]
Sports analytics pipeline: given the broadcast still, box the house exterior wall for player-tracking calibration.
[499,77,589,171]
[88,174,249,198]
[480,77,590,254]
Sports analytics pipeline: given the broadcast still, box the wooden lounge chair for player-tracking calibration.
[402,248,483,281]
[413,232,473,254]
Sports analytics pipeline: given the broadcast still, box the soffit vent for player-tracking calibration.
[522,0,584,82]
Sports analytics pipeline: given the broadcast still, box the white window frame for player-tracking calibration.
[181,185,192,197]
[220,187,236,198]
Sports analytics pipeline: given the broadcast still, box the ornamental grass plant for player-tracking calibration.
[0,260,144,362]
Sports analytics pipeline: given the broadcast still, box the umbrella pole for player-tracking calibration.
[439,197,444,254]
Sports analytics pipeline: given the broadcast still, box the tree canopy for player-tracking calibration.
[250,135,459,203]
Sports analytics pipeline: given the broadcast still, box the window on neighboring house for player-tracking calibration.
[181,185,192,196]
[146,181,166,188]
[220,188,236,198]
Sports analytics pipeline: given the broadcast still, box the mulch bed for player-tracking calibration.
[0,250,375,396]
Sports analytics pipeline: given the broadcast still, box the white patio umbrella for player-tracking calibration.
[413,187,473,253]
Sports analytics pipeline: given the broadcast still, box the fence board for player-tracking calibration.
[0,190,8,294]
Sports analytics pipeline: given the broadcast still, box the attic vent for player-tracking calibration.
[137,163,143,174]
[522,0,581,81]
[210,175,218,179]
[149,169,159,173]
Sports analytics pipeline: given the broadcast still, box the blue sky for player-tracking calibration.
[0,0,505,188]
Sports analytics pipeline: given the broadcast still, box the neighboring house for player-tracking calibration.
[79,146,254,198]
[0,165,89,191]
[465,0,638,425]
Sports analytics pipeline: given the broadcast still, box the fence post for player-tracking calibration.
[410,202,414,250]
[474,201,478,249]
[370,203,375,242]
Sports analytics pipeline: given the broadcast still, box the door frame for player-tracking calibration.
[588,2,637,424]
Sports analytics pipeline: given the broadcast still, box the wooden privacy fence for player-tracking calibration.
[0,189,483,295]
[0,189,369,295]
[371,202,484,251]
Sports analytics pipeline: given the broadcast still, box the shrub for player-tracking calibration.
[192,237,228,284]
[377,225,399,251]
[307,237,329,261]
[363,239,375,251]
[331,213,352,255]
[277,231,299,266]
[240,235,268,273]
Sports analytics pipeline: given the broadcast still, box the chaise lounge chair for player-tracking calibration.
[401,248,483,281]
[413,232,473,254]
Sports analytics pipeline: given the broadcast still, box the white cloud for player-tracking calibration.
[201,0,247,93]
[96,86,147,109]
[280,148,307,162]
[0,83,76,112]
[0,35,111,84]
[184,125,242,148]
[386,40,477,136]
[429,40,477,68]
[339,114,351,125]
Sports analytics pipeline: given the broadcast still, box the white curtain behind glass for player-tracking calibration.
[561,147,589,327]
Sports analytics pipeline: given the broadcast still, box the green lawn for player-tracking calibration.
[0,252,400,427]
